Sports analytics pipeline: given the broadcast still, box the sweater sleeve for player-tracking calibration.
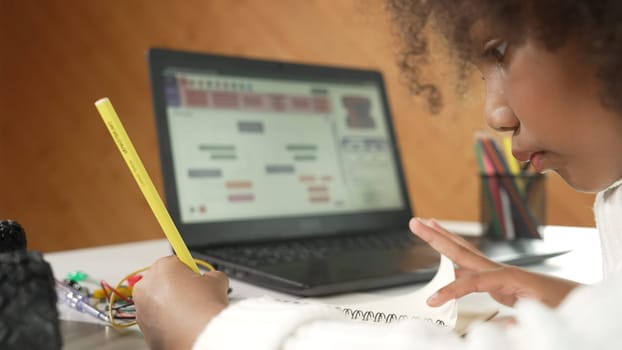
[191,296,343,350]
[193,272,622,350]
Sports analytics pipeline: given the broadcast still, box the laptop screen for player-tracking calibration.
[163,68,405,223]
[149,49,412,245]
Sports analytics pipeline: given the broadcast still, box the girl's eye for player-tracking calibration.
[483,40,508,63]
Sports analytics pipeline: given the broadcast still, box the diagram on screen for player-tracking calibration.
[342,96,375,129]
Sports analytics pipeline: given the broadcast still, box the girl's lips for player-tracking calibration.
[511,149,532,162]
[529,151,546,172]
[512,149,547,172]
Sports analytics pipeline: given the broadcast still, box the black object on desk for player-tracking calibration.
[0,220,62,350]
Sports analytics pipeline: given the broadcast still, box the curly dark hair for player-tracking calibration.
[386,0,622,114]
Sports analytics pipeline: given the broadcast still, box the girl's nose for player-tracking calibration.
[483,75,519,132]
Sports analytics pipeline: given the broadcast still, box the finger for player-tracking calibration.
[202,270,230,292]
[491,293,518,307]
[428,219,485,256]
[149,255,185,275]
[413,218,476,253]
[421,218,492,263]
[410,218,497,270]
[427,268,510,306]
[454,267,477,278]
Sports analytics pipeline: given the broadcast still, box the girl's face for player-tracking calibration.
[473,30,622,192]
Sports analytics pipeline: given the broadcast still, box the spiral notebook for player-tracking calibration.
[307,254,458,328]
[306,254,498,335]
[272,254,498,336]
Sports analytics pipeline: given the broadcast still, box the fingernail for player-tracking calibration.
[413,217,426,226]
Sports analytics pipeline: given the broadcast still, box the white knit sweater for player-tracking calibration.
[192,185,622,350]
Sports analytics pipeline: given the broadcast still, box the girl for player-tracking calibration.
[133,1,622,349]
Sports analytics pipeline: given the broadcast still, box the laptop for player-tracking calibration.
[147,48,567,296]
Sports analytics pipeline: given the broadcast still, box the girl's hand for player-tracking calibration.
[133,256,229,350]
[409,218,579,308]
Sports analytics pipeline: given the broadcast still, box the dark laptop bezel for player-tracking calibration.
[148,48,414,247]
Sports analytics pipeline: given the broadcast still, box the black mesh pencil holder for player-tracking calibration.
[0,220,61,350]
[479,173,546,240]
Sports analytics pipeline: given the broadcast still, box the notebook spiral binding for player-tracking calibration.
[339,306,446,326]
[276,298,447,327]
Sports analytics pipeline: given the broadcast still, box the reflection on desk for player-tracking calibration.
[60,320,145,350]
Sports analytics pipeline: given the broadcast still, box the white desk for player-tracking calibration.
[45,222,602,349]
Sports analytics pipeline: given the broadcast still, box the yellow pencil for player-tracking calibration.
[503,136,525,193]
[94,97,200,273]
[503,137,520,175]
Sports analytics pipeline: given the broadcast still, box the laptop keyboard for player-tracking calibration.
[203,230,418,267]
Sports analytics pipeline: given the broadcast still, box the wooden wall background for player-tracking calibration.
[1,0,595,253]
